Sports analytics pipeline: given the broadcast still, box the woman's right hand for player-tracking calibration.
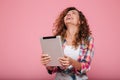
[41,53,51,66]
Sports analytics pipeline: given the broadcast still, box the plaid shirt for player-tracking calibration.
[47,36,94,76]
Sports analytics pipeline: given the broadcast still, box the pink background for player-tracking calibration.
[0,0,120,80]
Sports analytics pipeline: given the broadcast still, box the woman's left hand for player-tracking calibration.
[58,55,73,68]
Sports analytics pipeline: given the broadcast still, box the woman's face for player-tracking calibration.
[64,10,80,26]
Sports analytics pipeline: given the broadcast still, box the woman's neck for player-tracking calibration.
[65,26,78,46]
[66,25,78,39]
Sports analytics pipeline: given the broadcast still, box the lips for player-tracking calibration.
[66,17,73,20]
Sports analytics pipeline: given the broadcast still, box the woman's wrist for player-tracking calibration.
[69,57,73,66]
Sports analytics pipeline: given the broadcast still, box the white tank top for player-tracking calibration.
[64,45,80,60]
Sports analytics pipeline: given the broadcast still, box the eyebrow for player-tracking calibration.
[69,10,78,13]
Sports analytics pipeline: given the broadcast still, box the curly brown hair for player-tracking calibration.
[52,7,91,48]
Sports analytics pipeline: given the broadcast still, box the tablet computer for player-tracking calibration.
[40,36,64,66]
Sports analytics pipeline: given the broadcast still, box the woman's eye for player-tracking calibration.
[72,12,75,14]
[72,11,76,14]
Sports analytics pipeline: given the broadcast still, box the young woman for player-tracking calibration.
[41,7,94,80]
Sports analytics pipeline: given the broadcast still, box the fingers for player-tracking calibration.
[42,55,51,61]
[58,56,70,67]
[59,56,69,62]
[59,59,70,66]
[41,53,49,58]
[41,53,51,66]
[64,55,68,58]
[41,59,51,66]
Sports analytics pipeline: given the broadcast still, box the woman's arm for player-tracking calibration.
[59,36,94,74]
[77,36,94,74]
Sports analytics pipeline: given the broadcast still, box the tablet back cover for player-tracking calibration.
[40,36,64,66]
